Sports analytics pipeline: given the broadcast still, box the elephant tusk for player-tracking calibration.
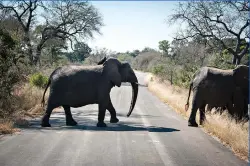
[134,82,147,87]
[127,82,138,117]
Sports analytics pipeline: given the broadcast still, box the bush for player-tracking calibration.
[29,73,48,88]
[152,64,165,75]
[208,52,235,70]
[117,54,134,64]
[0,28,25,117]
[132,51,162,71]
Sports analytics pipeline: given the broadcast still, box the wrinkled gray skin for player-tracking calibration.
[232,87,245,119]
[185,65,249,127]
[206,87,246,120]
[41,57,138,127]
[206,105,226,114]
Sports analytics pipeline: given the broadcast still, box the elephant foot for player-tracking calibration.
[188,121,198,127]
[41,122,51,127]
[97,122,107,127]
[66,119,78,126]
[41,114,51,127]
[199,119,205,125]
[110,117,119,123]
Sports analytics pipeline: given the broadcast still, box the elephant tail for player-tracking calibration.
[41,79,51,108]
[185,82,193,112]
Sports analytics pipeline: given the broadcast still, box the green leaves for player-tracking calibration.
[29,73,48,88]
[158,40,170,56]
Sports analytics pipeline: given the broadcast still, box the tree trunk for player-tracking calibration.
[34,39,46,66]
[24,32,33,65]
[170,70,173,85]
[232,55,237,65]
[232,55,242,66]
[34,45,42,66]
[236,57,241,66]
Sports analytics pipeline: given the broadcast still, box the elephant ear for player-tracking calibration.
[103,58,122,87]
[97,57,107,65]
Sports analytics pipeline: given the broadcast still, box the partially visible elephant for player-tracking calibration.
[206,105,226,114]
[205,87,245,121]
[41,57,139,127]
[232,87,246,121]
[185,65,249,127]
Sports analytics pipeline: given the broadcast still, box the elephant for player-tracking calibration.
[40,57,139,127]
[204,87,246,121]
[232,86,247,121]
[206,105,226,115]
[185,65,249,127]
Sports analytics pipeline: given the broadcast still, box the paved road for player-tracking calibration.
[0,72,247,166]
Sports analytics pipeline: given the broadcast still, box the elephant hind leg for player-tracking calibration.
[199,104,206,125]
[41,102,56,127]
[63,105,77,126]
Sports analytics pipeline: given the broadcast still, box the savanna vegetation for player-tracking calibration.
[0,0,248,161]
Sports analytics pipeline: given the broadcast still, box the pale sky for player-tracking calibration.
[87,1,180,52]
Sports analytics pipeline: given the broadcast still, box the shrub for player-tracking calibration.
[117,54,134,64]
[29,73,48,88]
[152,64,165,75]
[132,51,162,71]
[0,28,25,117]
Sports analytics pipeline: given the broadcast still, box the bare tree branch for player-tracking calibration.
[168,1,249,65]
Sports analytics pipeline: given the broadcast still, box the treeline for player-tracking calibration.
[0,1,104,118]
[0,1,249,119]
[115,38,249,88]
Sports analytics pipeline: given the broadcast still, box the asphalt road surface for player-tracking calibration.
[0,71,247,166]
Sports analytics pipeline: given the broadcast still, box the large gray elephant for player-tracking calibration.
[185,65,249,127]
[205,87,246,120]
[232,86,247,120]
[41,57,138,127]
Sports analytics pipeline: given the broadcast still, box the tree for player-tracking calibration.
[141,47,156,53]
[34,1,103,65]
[132,50,140,57]
[41,38,67,65]
[85,47,116,65]
[168,0,249,65]
[65,42,92,63]
[0,1,103,65]
[127,50,140,57]
[0,0,40,64]
[0,28,26,116]
[74,42,92,62]
[159,40,170,56]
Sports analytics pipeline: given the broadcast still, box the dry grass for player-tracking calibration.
[14,84,48,113]
[0,83,48,135]
[0,120,20,134]
[145,74,248,161]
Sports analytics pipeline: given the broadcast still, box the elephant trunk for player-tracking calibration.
[127,78,138,117]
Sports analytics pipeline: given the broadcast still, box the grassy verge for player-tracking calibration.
[0,83,48,135]
[144,73,248,161]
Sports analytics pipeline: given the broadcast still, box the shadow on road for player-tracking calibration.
[24,112,180,133]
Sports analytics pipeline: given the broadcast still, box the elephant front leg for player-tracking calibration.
[97,104,107,127]
[63,105,77,126]
[107,98,119,123]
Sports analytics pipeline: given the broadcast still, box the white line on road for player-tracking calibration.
[136,105,176,166]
